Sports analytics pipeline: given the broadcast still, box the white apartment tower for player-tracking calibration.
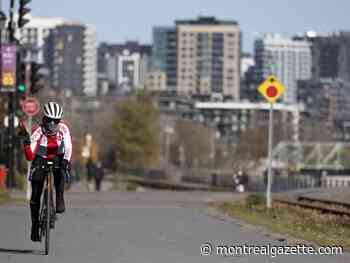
[97,41,151,93]
[83,25,98,96]
[254,34,312,104]
[19,15,66,63]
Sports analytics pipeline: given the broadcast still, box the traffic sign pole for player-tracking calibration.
[26,117,32,200]
[267,103,274,209]
[258,75,285,209]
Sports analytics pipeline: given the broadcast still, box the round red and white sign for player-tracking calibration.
[22,97,40,117]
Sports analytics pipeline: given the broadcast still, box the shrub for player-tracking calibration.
[126,182,138,191]
[14,174,26,191]
[246,193,266,209]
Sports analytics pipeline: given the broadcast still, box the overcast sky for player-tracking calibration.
[3,0,350,52]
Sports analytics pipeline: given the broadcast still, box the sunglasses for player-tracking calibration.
[44,116,61,124]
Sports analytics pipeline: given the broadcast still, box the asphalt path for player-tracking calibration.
[0,190,348,263]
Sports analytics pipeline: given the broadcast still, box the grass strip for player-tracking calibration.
[212,194,350,251]
[0,191,12,205]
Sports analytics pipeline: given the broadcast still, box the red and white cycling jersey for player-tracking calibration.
[23,122,72,161]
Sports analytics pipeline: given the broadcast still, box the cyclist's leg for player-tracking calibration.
[30,179,44,241]
[54,168,65,213]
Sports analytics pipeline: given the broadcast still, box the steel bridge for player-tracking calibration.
[272,141,350,171]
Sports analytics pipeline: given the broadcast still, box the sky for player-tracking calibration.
[3,0,350,52]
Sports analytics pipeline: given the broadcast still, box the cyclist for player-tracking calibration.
[19,102,72,242]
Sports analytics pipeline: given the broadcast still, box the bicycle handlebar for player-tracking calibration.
[37,159,61,171]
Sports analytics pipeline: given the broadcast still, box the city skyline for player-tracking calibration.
[3,0,350,52]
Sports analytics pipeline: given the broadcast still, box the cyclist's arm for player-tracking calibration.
[61,123,72,162]
[23,126,42,161]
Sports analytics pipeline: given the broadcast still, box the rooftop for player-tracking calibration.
[176,16,238,26]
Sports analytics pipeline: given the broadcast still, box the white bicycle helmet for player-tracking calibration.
[43,102,63,119]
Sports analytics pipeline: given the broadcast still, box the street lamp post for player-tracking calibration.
[163,116,174,179]
[0,11,7,80]
[7,0,17,187]
[0,11,8,186]
[0,11,7,89]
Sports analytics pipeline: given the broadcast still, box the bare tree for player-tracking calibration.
[169,120,214,168]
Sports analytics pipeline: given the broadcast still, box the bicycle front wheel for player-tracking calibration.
[45,188,50,255]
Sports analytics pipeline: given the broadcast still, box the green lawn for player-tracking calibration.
[212,194,350,251]
[0,188,25,205]
[0,191,11,205]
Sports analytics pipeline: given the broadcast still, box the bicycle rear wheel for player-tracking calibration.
[50,189,56,229]
[39,198,46,241]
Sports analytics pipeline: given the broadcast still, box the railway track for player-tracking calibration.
[274,195,350,216]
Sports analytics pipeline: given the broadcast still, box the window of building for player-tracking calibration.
[68,34,74,42]
[57,56,64,64]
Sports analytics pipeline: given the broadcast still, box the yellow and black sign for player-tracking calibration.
[0,44,17,92]
[2,72,15,86]
[258,75,285,103]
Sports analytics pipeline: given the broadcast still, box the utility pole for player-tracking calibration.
[5,0,16,188]
[8,0,15,42]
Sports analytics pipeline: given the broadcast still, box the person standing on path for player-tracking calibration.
[95,161,104,192]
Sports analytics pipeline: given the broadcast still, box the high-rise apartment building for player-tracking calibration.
[145,71,167,92]
[45,23,97,96]
[254,34,312,104]
[312,32,350,82]
[176,17,240,99]
[152,17,241,99]
[19,15,66,63]
[298,78,350,141]
[152,27,177,91]
[98,41,151,93]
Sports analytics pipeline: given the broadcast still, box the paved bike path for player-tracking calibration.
[0,191,349,263]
